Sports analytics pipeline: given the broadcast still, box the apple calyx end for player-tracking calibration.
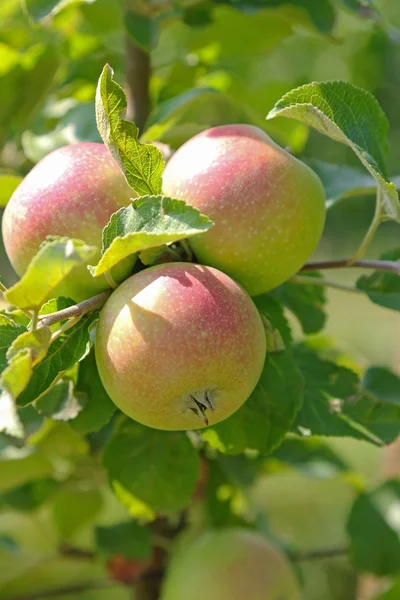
[187,390,215,426]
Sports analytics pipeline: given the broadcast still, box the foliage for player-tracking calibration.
[1,2,400,600]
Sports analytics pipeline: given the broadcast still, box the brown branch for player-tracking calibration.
[302,259,400,275]
[290,546,349,562]
[1,580,120,600]
[125,32,151,131]
[37,290,111,328]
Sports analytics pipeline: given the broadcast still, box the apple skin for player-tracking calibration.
[161,528,302,600]
[95,262,266,431]
[2,142,135,301]
[162,124,326,296]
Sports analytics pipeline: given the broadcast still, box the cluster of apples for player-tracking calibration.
[2,125,325,431]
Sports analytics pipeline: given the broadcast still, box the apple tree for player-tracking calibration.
[1,1,400,600]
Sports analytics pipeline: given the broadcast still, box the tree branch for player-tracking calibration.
[290,545,349,562]
[37,290,111,328]
[125,33,151,131]
[1,580,120,600]
[302,259,400,275]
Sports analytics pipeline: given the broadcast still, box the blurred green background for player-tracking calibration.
[1,2,400,599]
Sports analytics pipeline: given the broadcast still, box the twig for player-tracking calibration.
[302,259,400,275]
[291,274,363,294]
[290,545,349,562]
[38,290,111,328]
[0,580,120,600]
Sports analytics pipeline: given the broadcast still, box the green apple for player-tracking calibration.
[95,262,266,430]
[161,528,302,600]
[2,142,134,301]
[162,124,326,296]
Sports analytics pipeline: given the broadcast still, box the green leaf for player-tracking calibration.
[356,249,400,311]
[103,419,200,513]
[203,351,304,455]
[7,327,52,367]
[96,521,151,559]
[215,0,335,33]
[0,351,33,439]
[17,313,95,407]
[143,87,218,142]
[253,295,292,347]
[70,351,116,434]
[35,379,84,421]
[23,0,96,22]
[307,160,400,209]
[363,367,400,404]
[292,346,383,445]
[90,195,213,276]
[269,437,349,477]
[267,81,400,221]
[1,478,57,511]
[124,10,158,52]
[0,316,27,372]
[374,579,400,600]
[0,172,22,207]
[272,276,327,335]
[95,64,164,196]
[338,367,400,445]
[347,481,400,576]
[5,238,97,311]
[52,488,103,538]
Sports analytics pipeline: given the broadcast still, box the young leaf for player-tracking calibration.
[267,81,400,221]
[272,276,327,335]
[292,345,383,445]
[7,328,52,367]
[5,238,97,311]
[347,481,400,576]
[103,419,200,513]
[202,351,304,455]
[356,249,400,311]
[16,314,96,407]
[70,351,116,434]
[96,521,151,560]
[96,64,164,196]
[89,195,213,277]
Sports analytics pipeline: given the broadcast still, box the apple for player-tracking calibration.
[162,124,326,296]
[2,142,134,301]
[161,528,302,600]
[95,262,266,430]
